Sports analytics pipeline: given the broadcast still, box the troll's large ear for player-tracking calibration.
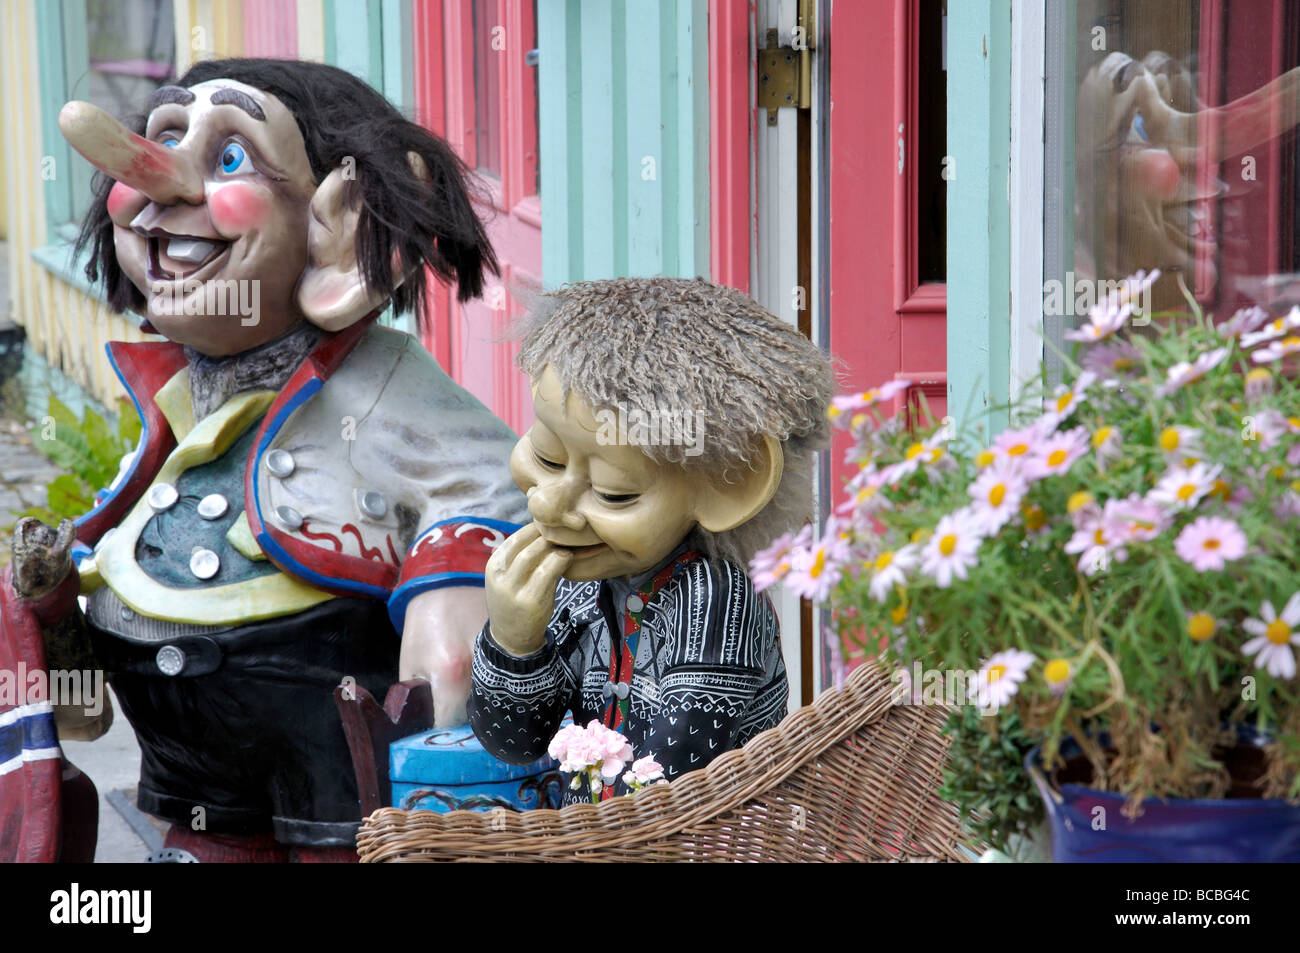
[693,435,784,533]
[297,153,433,331]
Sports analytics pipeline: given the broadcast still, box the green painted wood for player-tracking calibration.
[323,0,337,68]
[36,0,74,235]
[946,0,1012,439]
[625,0,661,275]
[540,0,708,288]
[380,0,413,114]
[577,0,616,279]
[330,0,384,86]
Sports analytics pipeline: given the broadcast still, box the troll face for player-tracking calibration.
[88,79,316,353]
[61,58,496,358]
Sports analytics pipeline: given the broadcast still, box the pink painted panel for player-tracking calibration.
[241,0,298,58]
[709,0,751,293]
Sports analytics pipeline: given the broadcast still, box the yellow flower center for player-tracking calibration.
[889,603,908,625]
[874,551,894,571]
[1007,443,1029,456]
[1067,491,1094,513]
[1282,336,1300,349]
[1271,318,1285,331]
[975,450,995,468]
[1093,528,1107,545]
[1211,480,1231,500]
[809,548,826,579]
[851,412,869,430]
[862,389,879,401]
[1113,357,1133,371]
[1202,537,1220,550]
[1091,426,1112,448]
[987,664,1007,683]
[1187,612,1215,642]
[1247,368,1272,386]
[827,405,842,419]
[987,484,1006,506]
[1044,659,1070,684]
[1023,505,1046,530]
[1159,428,1181,452]
[938,534,958,556]
[1055,391,1074,413]
[1289,416,1300,430]
[1267,619,1292,645]
[910,528,931,544]
[856,486,876,503]
[1272,466,1288,480]
[1176,483,1197,501]
[906,443,926,460]
[1048,449,1068,467]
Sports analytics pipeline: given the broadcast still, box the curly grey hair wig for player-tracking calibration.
[516,277,833,565]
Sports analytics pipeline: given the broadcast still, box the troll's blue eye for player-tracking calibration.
[159,136,179,148]
[1131,112,1149,142]
[220,142,246,174]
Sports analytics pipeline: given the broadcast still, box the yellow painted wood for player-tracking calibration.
[95,389,335,624]
[2,0,144,408]
[297,0,327,62]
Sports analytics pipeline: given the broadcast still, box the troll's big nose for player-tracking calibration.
[58,101,205,206]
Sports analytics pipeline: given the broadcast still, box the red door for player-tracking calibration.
[827,0,948,492]
[414,0,541,434]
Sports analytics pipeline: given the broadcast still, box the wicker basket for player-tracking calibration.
[357,660,972,862]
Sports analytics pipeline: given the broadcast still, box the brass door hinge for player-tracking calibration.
[757,12,813,124]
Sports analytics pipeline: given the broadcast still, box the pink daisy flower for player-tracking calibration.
[750,524,813,592]
[1156,347,1230,397]
[991,417,1056,462]
[1217,305,1272,339]
[827,380,912,425]
[1024,427,1090,480]
[1082,339,1142,382]
[866,544,920,603]
[783,520,851,601]
[1044,371,1097,422]
[1064,270,1160,343]
[1173,516,1247,572]
[1240,306,1300,348]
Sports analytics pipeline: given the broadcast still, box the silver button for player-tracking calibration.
[189,548,220,580]
[147,483,179,512]
[197,494,229,520]
[626,593,644,613]
[156,645,185,676]
[275,505,304,531]
[119,604,135,622]
[358,490,387,520]
[265,449,296,478]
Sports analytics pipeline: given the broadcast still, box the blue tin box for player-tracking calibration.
[389,722,564,813]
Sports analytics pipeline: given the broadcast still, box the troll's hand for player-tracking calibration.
[11,518,76,601]
[485,522,573,657]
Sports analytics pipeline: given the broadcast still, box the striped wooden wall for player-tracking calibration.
[538,0,710,287]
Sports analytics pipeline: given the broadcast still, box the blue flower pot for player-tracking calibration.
[1026,729,1300,862]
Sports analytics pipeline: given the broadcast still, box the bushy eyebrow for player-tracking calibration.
[209,88,266,121]
[146,85,196,110]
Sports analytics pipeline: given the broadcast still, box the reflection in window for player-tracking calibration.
[1070,0,1300,319]
[472,0,503,179]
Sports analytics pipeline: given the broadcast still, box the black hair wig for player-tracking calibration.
[75,57,498,320]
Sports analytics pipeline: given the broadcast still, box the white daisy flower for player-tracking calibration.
[1044,371,1097,422]
[1241,594,1300,679]
[920,509,983,588]
[867,545,920,603]
[1148,462,1222,510]
[1240,307,1300,348]
[1156,425,1204,465]
[967,459,1028,535]
[972,649,1036,710]
[1251,335,1300,365]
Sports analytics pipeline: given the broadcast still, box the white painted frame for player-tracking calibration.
[1009,0,1046,401]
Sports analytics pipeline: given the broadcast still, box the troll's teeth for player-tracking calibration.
[165,239,217,264]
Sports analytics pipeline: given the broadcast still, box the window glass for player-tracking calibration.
[472,0,502,179]
[1061,0,1300,322]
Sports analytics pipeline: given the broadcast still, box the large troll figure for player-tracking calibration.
[2,59,526,862]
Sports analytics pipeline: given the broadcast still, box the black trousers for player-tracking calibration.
[88,597,400,847]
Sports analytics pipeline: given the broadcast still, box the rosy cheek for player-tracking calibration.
[106,182,142,222]
[208,182,269,233]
